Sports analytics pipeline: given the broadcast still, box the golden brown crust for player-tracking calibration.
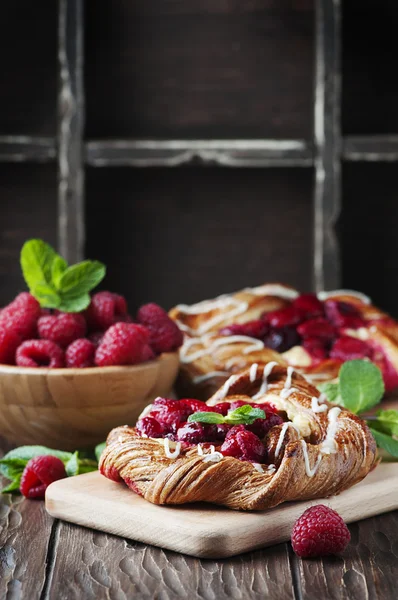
[99,365,377,511]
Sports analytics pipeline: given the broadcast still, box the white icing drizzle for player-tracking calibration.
[252,463,264,473]
[180,334,264,364]
[138,403,154,419]
[320,407,342,454]
[275,423,300,458]
[280,387,298,400]
[193,371,229,384]
[202,452,224,463]
[197,444,216,456]
[301,440,322,477]
[311,396,328,413]
[197,444,204,456]
[176,295,248,335]
[249,363,259,382]
[252,361,278,399]
[245,284,299,300]
[163,438,182,459]
[217,374,240,401]
[317,289,371,304]
[267,464,276,475]
[279,367,296,400]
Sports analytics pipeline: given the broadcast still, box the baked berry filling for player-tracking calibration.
[135,397,284,464]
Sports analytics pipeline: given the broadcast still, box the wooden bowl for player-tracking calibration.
[0,352,179,450]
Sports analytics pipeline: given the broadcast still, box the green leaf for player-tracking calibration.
[370,428,398,458]
[0,446,72,466]
[65,451,79,477]
[78,459,98,474]
[225,405,266,425]
[95,442,106,462]
[2,477,22,494]
[317,382,341,404]
[57,293,91,313]
[339,360,385,414]
[0,459,26,482]
[32,283,61,309]
[51,255,68,289]
[187,412,226,425]
[369,409,398,437]
[58,261,106,296]
[20,239,58,295]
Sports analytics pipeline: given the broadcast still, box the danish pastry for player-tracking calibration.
[99,364,377,511]
[169,284,398,398]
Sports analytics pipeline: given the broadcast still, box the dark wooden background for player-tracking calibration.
[1,0,398,315]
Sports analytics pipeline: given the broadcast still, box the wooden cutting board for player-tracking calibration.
[45,463,398,559]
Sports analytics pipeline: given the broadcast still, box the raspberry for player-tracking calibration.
[136,416,164,438]
[219,319,269,339]
[136,303,183,354]
[297,318,336,340]
[247,412,284,438]
[85,291,129,331]
[292,294,324,318]
[65,338,96,368]
[0,292,41,339]
[88,331,104,346]
[212,402,230,416]
[140,344,156,362]
[149,398,193,433]
[95,323,149,366]
[221,427,266,462]
[179,398,212,413]
[176,422,210,444]
[38,312,86,348]
[263,326,301,353]
[0,327,22,364]
[291,505,350,558]
[330,336,372,361]
[264,306,302,328]
[303,337,329,360]
[324,300,364,329]
[20,455,67,499]
[16,340,64,368]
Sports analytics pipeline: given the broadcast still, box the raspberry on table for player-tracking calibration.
[20,455,67,499]
[38,312,86,348]
[95,323,150,366]
[16,340,64,368]
[66,338,96,368]
[85,291,129,331]
[291,504,351,558]
[137,303,183,354]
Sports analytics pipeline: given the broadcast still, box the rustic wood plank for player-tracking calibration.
[0,136,56,163]
[313,0,341,292]
[0,444,56,600]
[58,0,85,263]
[46,522,295,600]
[343,135,398,162]
[294,511,398,600]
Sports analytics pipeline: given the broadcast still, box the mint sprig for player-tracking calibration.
[20,239,106,312]
[188,405,266,426]
[318,359,398,459]
[0,444,102,494]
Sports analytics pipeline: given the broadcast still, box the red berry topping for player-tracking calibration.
[136,303,183,354]
[85,291,128,331]
[330,336,372,361]
[140,344,156,362]
[302,337,329,360]
[38,312,86,348]
[0,292,41,339]
[292,293,324,318]
[291,504,350,558]
[136,416,164,438]
[95,323,149,366]
[297,318,336,340]
[220,427,266,462]
[0,327,22,364]
[212,402,230,416]
[264,306,302,328]
[150,398,191,432]
[16,340,64,368]
[176,422,210,444]
[324,300,364,329]
[247,412,284,438]
[179,398,212,413]
[65,338,96,368]
[263,326,301,353]
[20,455,67,499]
[219,319,269,339]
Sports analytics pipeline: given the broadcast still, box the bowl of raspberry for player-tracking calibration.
[0,292,182,450]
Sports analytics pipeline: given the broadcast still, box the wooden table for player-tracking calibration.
[1,441,397,600]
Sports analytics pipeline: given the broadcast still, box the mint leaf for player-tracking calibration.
[20,239,57,295]
[58,261,106,296]
[78,459,98,474]
[57,293,91,313]
[370,428,398,458]
[369,409,398,437]
[339,360,384,414]
[33,283,61,309]
[188,412,225,425]
[317,382,341,404]
[225,406,265,425]
[51,255,68,289]
[65,451,79,477]
[2,477,22,494]
[95,442,106,462]
[0,446,72,465]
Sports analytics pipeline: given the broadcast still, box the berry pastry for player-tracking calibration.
[99,363,376,511]
[169,284,398,397]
